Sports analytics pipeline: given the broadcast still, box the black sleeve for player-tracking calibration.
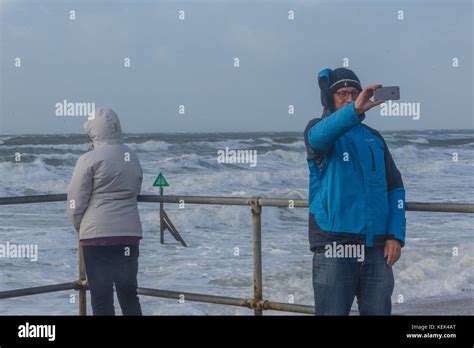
[303,118,333,170]
[382,137,404,192]
[370,128,404,192]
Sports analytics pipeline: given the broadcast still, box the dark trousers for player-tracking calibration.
[83,244,142,316]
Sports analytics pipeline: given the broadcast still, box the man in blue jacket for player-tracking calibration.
[304,68,406,315]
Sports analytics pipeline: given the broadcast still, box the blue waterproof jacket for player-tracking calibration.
[304,69,406,251]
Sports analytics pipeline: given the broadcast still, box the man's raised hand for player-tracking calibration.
[354,84,385,115]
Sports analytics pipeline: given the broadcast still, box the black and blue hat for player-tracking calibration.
[328,68,362,94]
[318,67,362,115]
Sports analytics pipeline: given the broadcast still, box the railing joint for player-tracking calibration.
[72,280,88,290]
[248,197,262,214]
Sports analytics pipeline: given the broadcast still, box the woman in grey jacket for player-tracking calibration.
[67,107,143,315]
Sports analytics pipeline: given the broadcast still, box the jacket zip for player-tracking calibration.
[368,145,376,173]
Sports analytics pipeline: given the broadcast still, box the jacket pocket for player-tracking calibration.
[367,140,385,182]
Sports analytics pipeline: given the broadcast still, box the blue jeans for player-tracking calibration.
[312,247,394,315]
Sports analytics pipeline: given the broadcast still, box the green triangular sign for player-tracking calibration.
[153,172,169,187]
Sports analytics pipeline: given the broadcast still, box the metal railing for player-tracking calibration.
[0,194,473,315]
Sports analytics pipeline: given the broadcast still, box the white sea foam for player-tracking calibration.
[127,140,170,152]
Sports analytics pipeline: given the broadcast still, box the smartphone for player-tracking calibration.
[374,86,400,101]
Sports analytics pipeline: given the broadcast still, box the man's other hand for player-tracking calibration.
[384,239,401,266]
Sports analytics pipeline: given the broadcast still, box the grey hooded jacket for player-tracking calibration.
[66,107,143,240]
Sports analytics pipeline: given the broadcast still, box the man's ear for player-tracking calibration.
[331,94,337,110]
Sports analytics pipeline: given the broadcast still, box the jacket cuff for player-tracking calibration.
[349,102,365,122]
[386,236,405,248]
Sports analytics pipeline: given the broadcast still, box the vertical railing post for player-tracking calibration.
[78,241,87,315]
[160,188,164,244]
[250,198,263,316]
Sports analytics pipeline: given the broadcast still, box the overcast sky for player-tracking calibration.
[1,0,472,134]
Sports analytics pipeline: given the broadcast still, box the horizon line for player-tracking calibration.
[1,128,473,137]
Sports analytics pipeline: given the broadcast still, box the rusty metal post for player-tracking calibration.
[250,198,263,316]
[78,241,86,316]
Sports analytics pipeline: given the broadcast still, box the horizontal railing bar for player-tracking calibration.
[137,287,253,309]
[0,282,77,299]
[136,288,360,315]
[257,197,307,207]
[262,300,314,314]
[137,287,340,315]
[0,194,473,213]
[404,202,474,214]
[262,300,359,315]
[0,194,67,205]
[140,195,252,206]
[0,283,360,315]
